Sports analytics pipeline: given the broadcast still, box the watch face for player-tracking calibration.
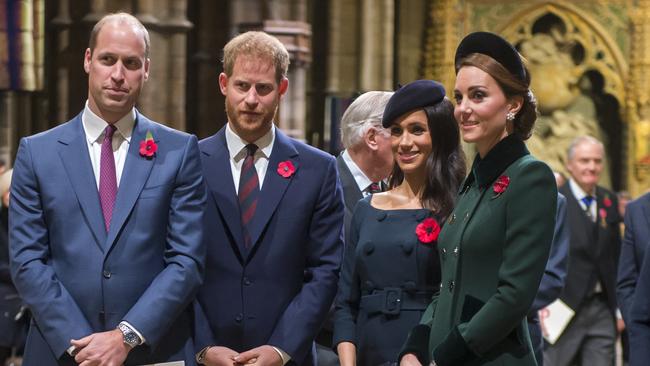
[124,332,140,345]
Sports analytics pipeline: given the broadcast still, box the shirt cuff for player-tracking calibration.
[120,321,147,344]
[616,308,623,320]
[271,346,291,365]
[67,345,77,357]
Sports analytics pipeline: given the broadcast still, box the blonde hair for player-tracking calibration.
[222,31,290,83]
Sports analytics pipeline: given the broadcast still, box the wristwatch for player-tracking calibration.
[196,346,212,364]
[118,322,142,348]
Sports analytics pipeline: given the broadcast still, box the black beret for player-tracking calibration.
[454,31,526,83]
[382,79,446,128]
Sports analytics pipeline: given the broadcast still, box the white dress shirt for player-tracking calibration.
[341,149,375,197]
[82,101,134,188]
[225,122,275,192]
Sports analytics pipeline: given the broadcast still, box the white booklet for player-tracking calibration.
[540,299,575,344]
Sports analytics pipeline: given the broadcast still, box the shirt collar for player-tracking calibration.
[569,178,595,200]
[464,134,530,189]
[341,149,373,192]
[225,122,275,161]
[82,101,135,143]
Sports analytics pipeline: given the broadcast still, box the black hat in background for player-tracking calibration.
[454,31,526,83]
[381,79,446,128]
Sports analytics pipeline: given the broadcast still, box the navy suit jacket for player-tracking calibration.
[9,112,206,365]
[618,192,650,366]
[195,126,344,365]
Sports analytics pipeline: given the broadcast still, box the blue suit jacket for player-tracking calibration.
[195,126,344,366]
[618,192,650,366]
[9,112,206,365]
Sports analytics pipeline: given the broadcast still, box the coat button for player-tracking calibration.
[448,280,455,292]
[453,247,459,256]
[244,277,252,286]
[401,242,414,255]
[464,212,470,221]
[441,248,447,260]
[235,313,243,323]
[448,214,456,224]
[102,270,111,279]
[376,212,387,221]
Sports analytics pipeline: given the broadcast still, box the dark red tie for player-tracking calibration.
[238,144,259,248]
[368,182,382,194]
[99,125,117,231]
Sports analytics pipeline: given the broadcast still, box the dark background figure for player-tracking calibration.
[333,80,465,366]
[194,31,344,366]
[546,136,622,366]
[528,192,569,366]
[617,191,650,366]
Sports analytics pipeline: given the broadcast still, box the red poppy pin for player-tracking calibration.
[415,217,441,244]
[139,131,157,158]
[492,175,510,199]
[603,196,612,208]
[277,160,296,178]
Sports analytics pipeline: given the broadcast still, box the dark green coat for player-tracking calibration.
[401,135,557,366]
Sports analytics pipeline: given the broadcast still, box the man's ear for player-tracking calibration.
[278,77,289,96]
[83,48,92,74]
[143,58,150,81]
[364,127,380,151]
[218,73,228,96]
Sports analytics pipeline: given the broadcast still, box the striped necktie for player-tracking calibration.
[238,144,259,249]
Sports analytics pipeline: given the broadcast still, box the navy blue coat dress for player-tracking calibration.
[333,196,441,365]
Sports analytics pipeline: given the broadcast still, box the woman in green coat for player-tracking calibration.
[400,31,557,366]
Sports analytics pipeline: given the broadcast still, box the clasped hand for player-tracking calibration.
[70,329,131,366]
[203,345,282,366]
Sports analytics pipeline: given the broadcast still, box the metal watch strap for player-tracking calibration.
[118,322,142,348]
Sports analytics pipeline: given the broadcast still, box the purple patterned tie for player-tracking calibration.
[238,144,259,249]
[99,125,117,231]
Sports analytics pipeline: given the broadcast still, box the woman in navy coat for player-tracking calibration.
[333,80,466,366]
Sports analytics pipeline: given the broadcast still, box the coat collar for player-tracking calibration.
[464,134,529,189]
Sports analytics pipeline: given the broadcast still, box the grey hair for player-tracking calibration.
[567,135,604,161]
[340,91,394,149]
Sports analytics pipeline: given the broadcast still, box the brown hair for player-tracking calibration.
[89,13,150,58]
[222,31,290,83]
[457,53,537,140]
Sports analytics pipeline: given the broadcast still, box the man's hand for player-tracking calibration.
[617,318,626,333]
[71,329,130,366]
[400,353,422,366]
[202,346,241,366]
[233,345,282,366]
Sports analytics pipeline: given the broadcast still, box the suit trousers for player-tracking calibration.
[544,295,615,366]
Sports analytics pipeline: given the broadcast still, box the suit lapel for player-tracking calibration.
[200,129,246,260]
[336,154,363,212]
[560,184,597,257]
[643,196,650,231]
[57,114,107,251]
[247,129,299,252]
[105,113,155,251]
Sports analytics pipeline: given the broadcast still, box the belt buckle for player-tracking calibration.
[383,287,402,315]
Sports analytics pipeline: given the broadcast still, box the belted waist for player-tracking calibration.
[360,287,434,315]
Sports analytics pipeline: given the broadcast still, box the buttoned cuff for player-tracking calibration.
[120,321,146,344]
[271,346,291,365]
[66,345,77,357]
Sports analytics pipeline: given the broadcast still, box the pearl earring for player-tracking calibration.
[506,111,515,121]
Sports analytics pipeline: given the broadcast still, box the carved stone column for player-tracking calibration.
[627,0,650,195]
[359,0,394,91]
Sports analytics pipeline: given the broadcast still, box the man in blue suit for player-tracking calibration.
[194,31,344,366]
[617,191,650,366]
[9,13,206,366]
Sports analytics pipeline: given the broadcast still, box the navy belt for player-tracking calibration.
[360,287,433,315]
